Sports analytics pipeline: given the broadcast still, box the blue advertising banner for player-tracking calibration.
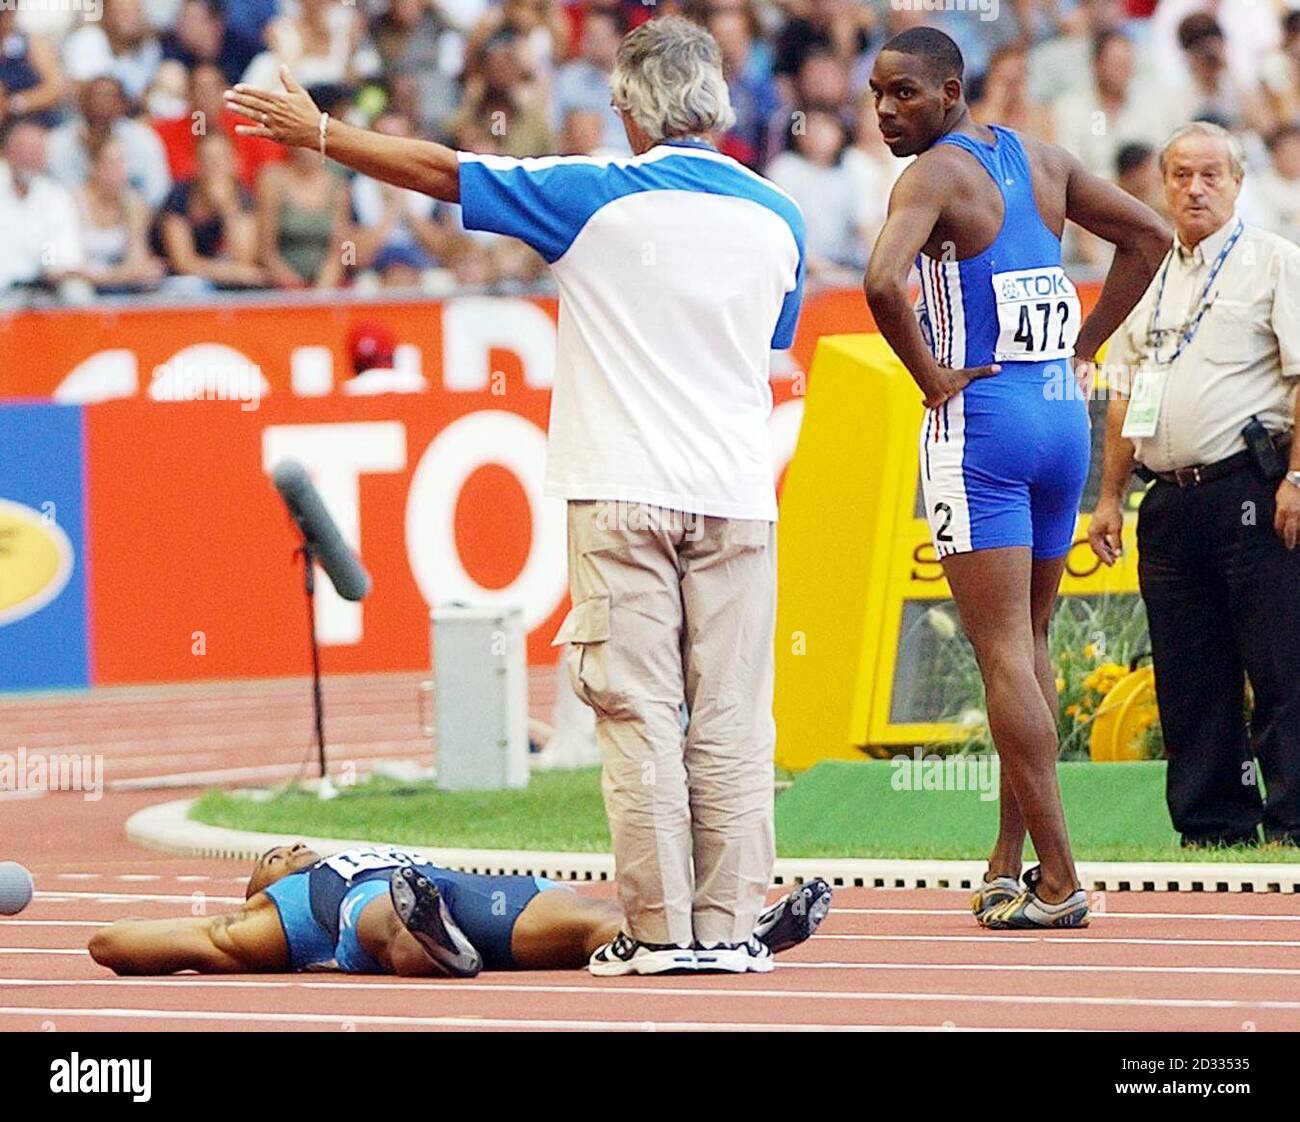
[0,404,91,691]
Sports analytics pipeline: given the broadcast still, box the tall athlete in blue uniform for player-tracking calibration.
[865,28,1170,928]
[88,844,831,976]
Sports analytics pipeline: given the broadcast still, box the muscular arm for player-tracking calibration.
[863,158,949,402]
[1062,152,1171,362]
[864,154,998,407]
[226,70,461,203]
[89,897,289,975]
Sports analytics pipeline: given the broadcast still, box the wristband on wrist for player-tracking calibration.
[318,112,329,158]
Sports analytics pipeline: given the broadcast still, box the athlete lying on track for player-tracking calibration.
[88,845,832,978]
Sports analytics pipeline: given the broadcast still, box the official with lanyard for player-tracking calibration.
[1091,121,1300,848]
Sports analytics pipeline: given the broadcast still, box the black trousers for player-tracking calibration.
[1137,468,1300,843]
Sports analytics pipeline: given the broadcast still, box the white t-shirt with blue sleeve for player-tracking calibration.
[457,140,806,522]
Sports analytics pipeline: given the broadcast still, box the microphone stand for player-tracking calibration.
[294,542,329,783]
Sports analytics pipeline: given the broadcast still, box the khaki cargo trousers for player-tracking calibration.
[553,500,777,947]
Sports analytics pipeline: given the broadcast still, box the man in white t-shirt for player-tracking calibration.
[0,120,84,294]
[228,16,807,976]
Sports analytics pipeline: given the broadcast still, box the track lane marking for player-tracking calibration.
[4,978,1298,1010]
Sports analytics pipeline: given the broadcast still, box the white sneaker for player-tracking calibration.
[588,932,697,976]
[693,936,775,973]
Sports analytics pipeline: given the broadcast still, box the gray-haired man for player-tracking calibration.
[226,17,809,974]
[1091,122,1300,847]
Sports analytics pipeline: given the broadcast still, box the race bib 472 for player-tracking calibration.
[991,267,1081,362]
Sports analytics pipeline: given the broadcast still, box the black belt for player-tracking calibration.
[1151,439,1292,489]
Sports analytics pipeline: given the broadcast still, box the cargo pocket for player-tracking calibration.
[550,594,615,713]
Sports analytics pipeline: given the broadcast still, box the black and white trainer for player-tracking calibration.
[588,931,697,976]
[388,866,483,977]
[753,878,833,954]
[693,936,775,974]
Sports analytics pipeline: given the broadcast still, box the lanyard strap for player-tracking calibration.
[1148,218,1243,365]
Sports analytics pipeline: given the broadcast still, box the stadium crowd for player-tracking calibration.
[1,0,1298,304]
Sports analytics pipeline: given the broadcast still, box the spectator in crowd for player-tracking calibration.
[767,104,862,282]
[1052,29,1178,178]
[1255,123,1300,246]
[48,75,171,208]
[1173,13,1260,133]
[763,44,851,167]
[370,0,460,139]
[1115,141,1167,217]
[63,0,164,107]
[1148,0,1281,95]
[971,43,1054,142]
[351,110,461,287]
[160,0,227,75]
[1260,9,1300,134]
[449,29,555,157]
[76,135,166,293]
[709,3,780,168]
[561,106,621,156]
[466,0,571,83]
[155,131,263,288]
[220,0,279,83]
[0,7,67,128]
[153,62,284,189]
[241,0,377,91]
[255,147,350,289]
[551,6,626,153]
[0,119,85,296]
[1027,0,1126,106]
[772,0,871,85]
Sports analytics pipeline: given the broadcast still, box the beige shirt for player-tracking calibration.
[1106,216,1300,473]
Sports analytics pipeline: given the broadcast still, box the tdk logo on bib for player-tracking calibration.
[991,266,1081,362]
[998,270,1075,300]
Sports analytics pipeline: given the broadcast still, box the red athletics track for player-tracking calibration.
[2,675,1299,1032]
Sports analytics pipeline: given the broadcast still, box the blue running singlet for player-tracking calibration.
[914,125,1090,561]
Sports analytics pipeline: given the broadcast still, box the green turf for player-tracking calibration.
[189,761,1300,864]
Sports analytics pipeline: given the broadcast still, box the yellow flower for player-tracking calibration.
[1054,677,1066,693]
[1084,643,1097,659]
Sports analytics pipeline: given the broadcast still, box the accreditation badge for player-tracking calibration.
[1121,366,1169,439]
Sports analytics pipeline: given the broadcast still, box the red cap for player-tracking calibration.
[347,321,397,375]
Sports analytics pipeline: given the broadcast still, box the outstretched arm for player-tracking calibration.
[89,900,288,975]
[864,158,1000,408]
[1063,153,1171,363]
[226,68,462,203]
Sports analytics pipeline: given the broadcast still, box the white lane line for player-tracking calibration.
[55,874,100,881]
[6,977,1298,1011]
[174,876,212,883]
[816,933,1300,948]
[831,908,1300,921]
[34,890,245,905]
[0,1007,1072,1032]
[780,961,1300,976]
[0,920,107,928]
[114,875,161,882]
[0,949,87,955]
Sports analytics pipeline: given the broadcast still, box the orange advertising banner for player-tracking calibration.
[0,286,1100,686]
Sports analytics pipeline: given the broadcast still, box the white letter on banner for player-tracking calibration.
[441,297,556,390]
[262,423,407,645]
[405,411,566,631]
